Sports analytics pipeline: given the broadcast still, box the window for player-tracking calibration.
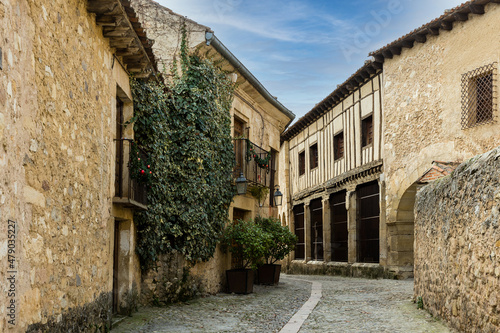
[310,199,324,261]
[293,205,305,260]
[334,132,344,160]
[461,63,496,129]
[309,143,318,170]
[357,181,380,263]
[361,115,373,147]
[233,117,246,175]
[298,151,305,176]
[331,191,348,262]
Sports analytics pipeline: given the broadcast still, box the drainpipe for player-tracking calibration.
[205,32,296,128]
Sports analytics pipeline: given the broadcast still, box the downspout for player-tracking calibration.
[205,32,296,128]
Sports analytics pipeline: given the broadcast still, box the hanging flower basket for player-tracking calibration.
[245,139,271,172]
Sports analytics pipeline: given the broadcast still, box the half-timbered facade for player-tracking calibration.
[280,63,390,277]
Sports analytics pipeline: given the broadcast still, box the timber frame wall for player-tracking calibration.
[282,71,392,277]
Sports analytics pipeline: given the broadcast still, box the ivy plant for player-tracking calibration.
[130,31,236,269]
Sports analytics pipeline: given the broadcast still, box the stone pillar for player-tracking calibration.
[346,187,357,264]
[322,196,331,262]
[304,202,311,262]
[378,177,388,267]
[288,206,295,264]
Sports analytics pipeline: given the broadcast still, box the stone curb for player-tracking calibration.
[279,278,322,333]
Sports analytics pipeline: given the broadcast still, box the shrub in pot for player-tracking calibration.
[255,216,298,285]
[220,219,271,294]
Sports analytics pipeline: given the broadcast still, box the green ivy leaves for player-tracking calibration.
[131,39,235,269]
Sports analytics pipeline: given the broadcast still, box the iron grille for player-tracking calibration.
[114,139,148,209]
[461,63,497,129]
[233,138,272,188]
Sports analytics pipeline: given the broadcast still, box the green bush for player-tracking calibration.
[255,216,298,264]
[220,219,271,270]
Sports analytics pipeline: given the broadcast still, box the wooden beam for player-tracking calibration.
[440,20,453,30]
[390,46,401,56]
[115,48,140,57]
[87,1,118,14]
[427,27,440,35]
[453,12,468,21]
[354,76,364,84]
[373,54,384,63]
[360,71,371,79]
[414,34,427,43]
[366,66,376,74]
[372,62,383,70]
[382,50,393,59]
[469,4,485,14]
[401,39,414,48]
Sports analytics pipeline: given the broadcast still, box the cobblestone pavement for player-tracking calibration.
[112,274,453,333]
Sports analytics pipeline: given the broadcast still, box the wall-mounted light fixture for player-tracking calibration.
[235,172,248,195]
[274,185,283,206]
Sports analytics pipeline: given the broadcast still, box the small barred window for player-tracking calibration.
[461,63,497,129]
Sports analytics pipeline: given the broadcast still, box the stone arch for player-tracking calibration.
[386,163,430,278]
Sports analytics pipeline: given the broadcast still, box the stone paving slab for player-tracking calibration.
[295,275,453,333]
[112,274,453,333]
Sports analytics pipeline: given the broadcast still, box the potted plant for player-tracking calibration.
[220,219,271,294]
[255,216,298,285]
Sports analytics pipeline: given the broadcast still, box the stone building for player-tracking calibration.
[0,0,156,331]
[371,0,500,277]
[131,0,295,295]
[279,63,389,277]
[279,0,500,279]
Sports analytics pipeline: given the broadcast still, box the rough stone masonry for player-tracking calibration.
[414,146,500,333]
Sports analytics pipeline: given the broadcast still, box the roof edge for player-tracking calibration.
[369,0,498,63]
[205,33,296,125]
[281,60,382,143]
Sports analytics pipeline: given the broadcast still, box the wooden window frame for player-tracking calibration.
[298,150,306,176]
[361,115,373,148]
[309,143,318,170]
[334,132,344,161]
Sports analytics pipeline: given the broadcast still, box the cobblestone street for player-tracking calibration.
[112,274,453,333]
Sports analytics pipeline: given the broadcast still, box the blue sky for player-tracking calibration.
[155,0,462,121]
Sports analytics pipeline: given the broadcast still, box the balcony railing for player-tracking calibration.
[234,138,274,189]
[113,139,148,210]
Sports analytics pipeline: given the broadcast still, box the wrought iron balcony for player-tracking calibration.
[113,139,148,210]
[233,138,275,189]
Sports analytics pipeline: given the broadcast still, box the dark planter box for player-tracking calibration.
[257,264,281,285]
[226,269,254,294]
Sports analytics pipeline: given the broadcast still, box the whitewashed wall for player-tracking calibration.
[289,74,383,195]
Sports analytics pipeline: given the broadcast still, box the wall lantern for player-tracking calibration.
[274,185,283,206]
[235,172,248,195]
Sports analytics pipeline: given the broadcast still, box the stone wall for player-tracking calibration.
[382,3,500,272]
[0,0,142,330]
[414,147,500,333]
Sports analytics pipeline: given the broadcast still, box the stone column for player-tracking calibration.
[346,187,357,264]
[322,196,331,262]
[304,202,311,262]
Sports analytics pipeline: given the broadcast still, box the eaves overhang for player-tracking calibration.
[205,33,296,126]
[281,61,381,143]
[369,0,499,63]
[87,0,157,78]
